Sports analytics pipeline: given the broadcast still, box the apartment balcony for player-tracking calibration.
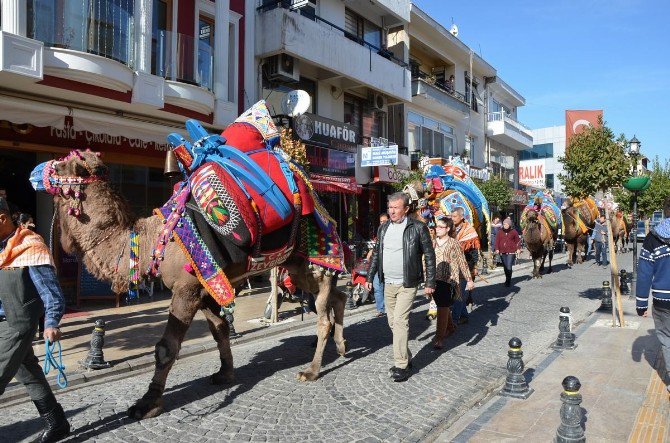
[486,111,533,150]
[256,3,411,102]
[0,31,43,84]
[411,71,470,120]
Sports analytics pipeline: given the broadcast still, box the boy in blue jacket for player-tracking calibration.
[636,197,670,395]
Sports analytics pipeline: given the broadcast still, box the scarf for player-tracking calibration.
[455,221,480,252]
[0,227,54,269]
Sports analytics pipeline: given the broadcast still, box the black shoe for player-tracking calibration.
[33,402,70,443]
[391,367,410,382]
[388,361,413,377]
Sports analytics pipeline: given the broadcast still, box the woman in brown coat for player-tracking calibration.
[494,217,522,287]
[432,216,474,349]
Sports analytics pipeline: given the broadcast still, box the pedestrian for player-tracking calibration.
[0,197,70,442]
[368,213,389,317]
[494,217,522,287]
[366,192,436,382]
[432,216,474,349]
[592,215,609,266]
[636,196,670,395]
[490,216,502,267]
[451,207,480,324]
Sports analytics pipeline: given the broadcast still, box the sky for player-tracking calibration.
[413,0,669,163]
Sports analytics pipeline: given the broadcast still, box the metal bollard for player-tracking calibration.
[345,282,357,310]
[619,269,630,295]
[552,307,577,350]
[81,319,111,370]
[599,280,612,311]
[480,255,489,275]
[499,337,533,399]
[555,376,586,443]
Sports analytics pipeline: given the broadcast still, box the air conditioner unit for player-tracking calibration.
[266,54,300,83]
[368,92,386,111]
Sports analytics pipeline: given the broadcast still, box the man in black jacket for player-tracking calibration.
[366,192,436,382]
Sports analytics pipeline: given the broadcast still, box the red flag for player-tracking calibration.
[565,110,603,147]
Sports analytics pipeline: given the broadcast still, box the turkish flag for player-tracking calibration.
[565,110,603,147]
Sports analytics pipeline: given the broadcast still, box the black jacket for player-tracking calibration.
[367,217,436,289]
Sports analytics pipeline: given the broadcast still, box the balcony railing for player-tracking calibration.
[257,0,408,69]
[411,67,469,104]
[152,30,213,91]
[28,0,135,67]
[487,111,533,136]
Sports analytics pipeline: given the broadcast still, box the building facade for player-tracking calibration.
[0,0,251,302]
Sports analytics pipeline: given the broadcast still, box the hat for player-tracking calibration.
[503,217,513,228]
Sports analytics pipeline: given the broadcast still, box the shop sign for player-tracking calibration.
[467,165,490,181]
[293,113,358,152]
[0,117,169,158]
[512,190,529,206]
[361,144,399,167]
[519,159,545,188]
[375,166,410,183]
[306,145,355,176]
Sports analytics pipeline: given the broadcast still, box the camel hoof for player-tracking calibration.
[337,339,347,357]
[211,370,235,385]
[127,399,163,420]
[296,370,318,382]
[567,263,573,268]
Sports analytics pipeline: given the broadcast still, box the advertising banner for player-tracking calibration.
[361,144,399,167]
[292,113,358,152]
[306,145,356,176]
[519,159,546,188]
[565,110,603,147]
[375,166,410,183]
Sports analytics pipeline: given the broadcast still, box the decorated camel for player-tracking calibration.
[521,191,560,278]
[610,211,629,253]
[561,197,598,266]
[29,102,348,420]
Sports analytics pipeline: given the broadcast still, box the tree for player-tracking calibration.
[635,157,670,217]
[558,117,631,198]
[478,176,513,214]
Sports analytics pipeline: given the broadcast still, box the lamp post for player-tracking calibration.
[624,136,644,298]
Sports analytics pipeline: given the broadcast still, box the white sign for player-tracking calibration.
[361,144,399,167]
[467,165,490,181]
[519,159,546,188]
[376,166,411,183]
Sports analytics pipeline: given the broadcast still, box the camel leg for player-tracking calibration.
[566,243,574,267]
[533,256,541,278]
[128,284,200,419]
[330,287,348,357]
[297,273,332,381]
[201,302,235,386]
[547,249,554,273]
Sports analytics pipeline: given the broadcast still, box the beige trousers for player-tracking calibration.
[384,283,418,369]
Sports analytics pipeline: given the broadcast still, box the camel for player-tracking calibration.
[611,213,629,253]
[32,150,348,420]
[561,198,597,266]
[522,210,555,278]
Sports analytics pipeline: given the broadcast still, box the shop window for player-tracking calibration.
[520,143,554,160]
[545,173,555,190]
[108,164,170,217]
[407,111,454,158]
[198,15,214,91]
[151,0,171,78]
[28,0,136,66]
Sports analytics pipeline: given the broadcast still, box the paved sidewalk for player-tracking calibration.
[442,292,669,442]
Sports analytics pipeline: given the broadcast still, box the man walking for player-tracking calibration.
[367,193,435,382]
[369,213,389,317]
[451,207,480,324]
[636,197,670,395]
[592,215,609,266]
[0,197,70,442]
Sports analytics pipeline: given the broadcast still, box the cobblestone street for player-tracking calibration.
[0,253,620,442]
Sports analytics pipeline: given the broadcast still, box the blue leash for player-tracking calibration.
[43,340,68,389]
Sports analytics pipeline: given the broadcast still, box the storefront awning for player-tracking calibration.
[72,109,187,144]
[310,174,361,194]
[0,95,68,129]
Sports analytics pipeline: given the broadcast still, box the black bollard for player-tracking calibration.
[499,337,533,399]
[599,280,612,311]
[619,269,630,295]
[555,376,586,443]
[481,255,489,275]
[552,307,577,350]
[81,319,111,370]
[345,282,357,310]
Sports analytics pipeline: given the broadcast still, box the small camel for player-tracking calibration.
[562,198,596,267]
[31,151,348,420]
[523,210,555,278]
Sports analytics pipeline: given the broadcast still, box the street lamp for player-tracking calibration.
[623,135,649,298]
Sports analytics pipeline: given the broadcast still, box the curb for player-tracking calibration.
[0,252,566,407]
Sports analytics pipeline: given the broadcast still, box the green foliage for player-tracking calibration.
[635,157,670,217]
[558,117,631,198]
[391,166,425,192]
[478,176,513,211]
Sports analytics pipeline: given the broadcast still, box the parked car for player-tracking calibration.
[650,210,663,231]
[636,220,647,242]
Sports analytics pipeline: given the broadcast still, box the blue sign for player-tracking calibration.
[361,144,399,167]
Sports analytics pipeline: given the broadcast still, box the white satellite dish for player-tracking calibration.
[450,24,459,37]
[281,90,311,117]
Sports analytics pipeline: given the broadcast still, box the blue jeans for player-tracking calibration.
[594,241,608,265]
[373,273,384,313]
[452,276,470,321]
[586,236,593,256]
